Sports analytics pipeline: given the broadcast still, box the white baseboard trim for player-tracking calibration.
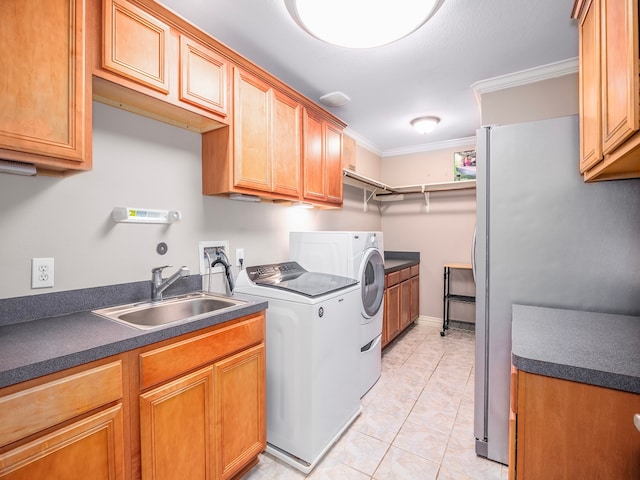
[416,315,442,328]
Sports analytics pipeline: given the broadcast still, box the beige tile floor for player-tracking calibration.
[241,322,508,480]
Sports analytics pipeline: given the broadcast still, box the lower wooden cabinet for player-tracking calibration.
[383,275,400,347]
[0,360,126,480]
[0,312,266,480]
[509,368,640,479]
[138,314,266,480]
[383,264,419,348]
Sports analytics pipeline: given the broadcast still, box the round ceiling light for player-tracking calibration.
[285,0,445,49]
[411,116,440,134]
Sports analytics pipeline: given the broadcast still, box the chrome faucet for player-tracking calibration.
[151,265,190,302]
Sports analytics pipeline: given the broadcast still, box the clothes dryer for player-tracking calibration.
[289,231,384,396]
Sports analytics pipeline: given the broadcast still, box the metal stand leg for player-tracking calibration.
[441,266,449,336]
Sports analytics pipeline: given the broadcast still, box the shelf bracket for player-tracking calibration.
[363,188,378,212]
[422,186,430,213]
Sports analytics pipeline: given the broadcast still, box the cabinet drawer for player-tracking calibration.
[0,404,125,479]
[400,267,411,282]
[410,265,419,277]
[0,361,123,447]
[386,271,400,287]
[139,313,265,390]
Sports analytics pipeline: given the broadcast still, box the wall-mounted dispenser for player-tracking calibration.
[112,207,182,224]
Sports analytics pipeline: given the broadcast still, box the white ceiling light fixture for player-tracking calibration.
[411,116,440,134]
[285,0,445,49]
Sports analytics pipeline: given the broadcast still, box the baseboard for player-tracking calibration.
[416,315,442,328]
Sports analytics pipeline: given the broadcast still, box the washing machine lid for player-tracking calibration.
[244,261,358,298]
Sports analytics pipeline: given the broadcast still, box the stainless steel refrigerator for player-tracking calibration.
[474,115,640,464]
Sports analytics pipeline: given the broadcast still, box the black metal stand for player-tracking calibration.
[441,264,475,336]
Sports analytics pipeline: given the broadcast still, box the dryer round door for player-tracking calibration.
[360,248,385,319]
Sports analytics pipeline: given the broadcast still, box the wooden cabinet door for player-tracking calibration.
[325,123,344,204]
[385,283,401,345]
[179,36,229,117]
[382,291,389,348]
[400,280,411,329]
[342,134,356,171]
[508,366,518,480]
[103,0,170,93]
[577,0,602,172]
[515,371,640,479]
[213,344,266,480]
[410,275,419,322]
[272,91,301,197]
[233,69,271,192]
[140,366,215,480]
[302,110,344,204]
[303,110,325,201]
[0,405,125,480]
[600,0,639,155]
[0,0,89,166]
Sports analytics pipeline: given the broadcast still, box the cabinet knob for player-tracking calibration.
[634,413,640,433]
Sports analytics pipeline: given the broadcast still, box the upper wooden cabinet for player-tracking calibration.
[179,36,229,117]
[1,0,345,199]
[202,67,302,200]
[342,134,357,172]
[93,0,230,131]
[0,0,91,175]
[272,90,303,198]
[233,69,272,192]
[573,0,640,181]
[102,0,171,93]
[303,109,344,206]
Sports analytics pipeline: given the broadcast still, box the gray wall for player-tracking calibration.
[0,102,380,299]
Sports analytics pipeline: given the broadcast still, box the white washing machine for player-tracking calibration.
[289,231,385,397]
[234,261,361,474]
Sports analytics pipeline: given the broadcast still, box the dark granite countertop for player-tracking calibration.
[0,291,267,389]
[384,251,420,273]
[512,304,640,394]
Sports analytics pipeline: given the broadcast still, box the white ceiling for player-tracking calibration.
[160,0,579,155]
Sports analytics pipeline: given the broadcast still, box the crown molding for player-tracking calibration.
[472,57,578,95]
[343,128,383,156]
[345,128,475,158]
[381,136,476,157]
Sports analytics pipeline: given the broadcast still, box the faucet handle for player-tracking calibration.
[152,265,172,275]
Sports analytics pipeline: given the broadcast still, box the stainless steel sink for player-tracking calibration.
[93,292,247,330]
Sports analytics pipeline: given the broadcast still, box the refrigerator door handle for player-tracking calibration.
[472,225,477,282]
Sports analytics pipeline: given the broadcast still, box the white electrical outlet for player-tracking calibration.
[236,248,244,267]
[198,240,229,274]
[32,257,54,288]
